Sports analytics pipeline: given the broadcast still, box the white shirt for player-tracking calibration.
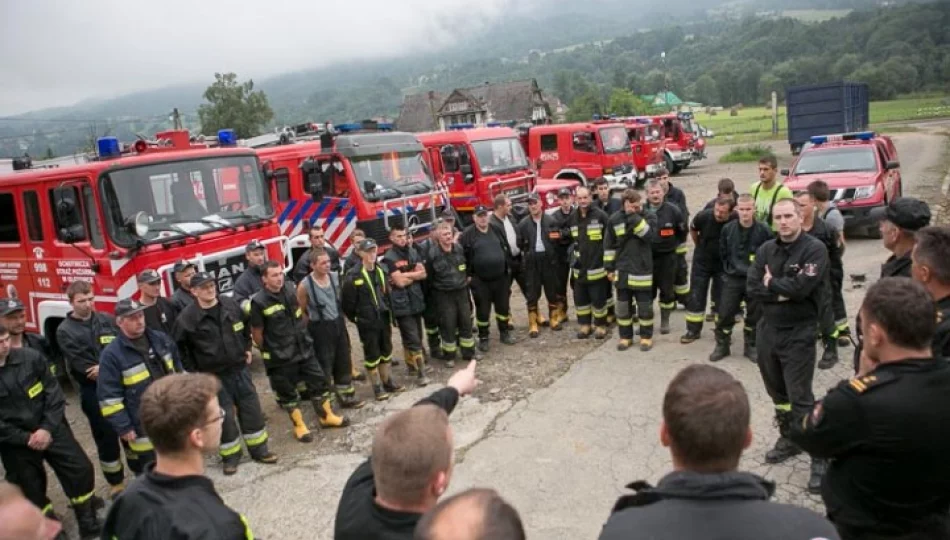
[534,217,545,252]
[501,215,520,257]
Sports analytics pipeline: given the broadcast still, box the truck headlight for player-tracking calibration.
[545,191,557,207]
[854,185,876,200]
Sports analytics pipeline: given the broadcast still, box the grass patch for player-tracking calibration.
[719,144,775,163]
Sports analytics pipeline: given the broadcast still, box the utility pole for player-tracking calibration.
[171,108,182,131]
[771,92,778,135]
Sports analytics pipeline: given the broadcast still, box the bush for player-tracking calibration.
[720,144,775,163]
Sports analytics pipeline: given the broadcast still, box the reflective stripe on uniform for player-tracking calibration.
[99,398,125,417]
[243,430,268,447]
[675,245,688,255]
[575,305,592,316]
[459,337,476,349]
[380,354,393,364]
[774,403,792,412]
[475,319,490,328]
[617,318,634,327]
[494,313,510,322]
[219,438,243,457]
[603,250,616,262]
[570,226,579,238]
[261,351,271,360]
[685,312,705,323]
[587,268,607,280]
[240,514,254,540]
[121,364,150,386]
[69,490,96,505]
[659,301,677,310]
[41,504,53,515]
[674,285,690,295]
[129,437,153,453]
[364,357,382,369]
[592,307,608,318]
[633,220,648,236]
[162,354,174,373]
[100,460,124,474]
[613,224,626,236]
[836,319,850,332]
[627,275,652,288]
[425,327,440,335]
[639,318,654,326]
[262,304,285,316]
[27,382,43,399]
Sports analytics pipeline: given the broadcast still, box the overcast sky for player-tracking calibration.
[0,0,540,116]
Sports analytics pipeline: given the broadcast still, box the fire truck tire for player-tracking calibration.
[664,154,681,175]
[555,173,584,187]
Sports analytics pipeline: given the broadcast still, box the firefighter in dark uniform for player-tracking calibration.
[342,229,367,276]
[136,269,178,335]
[549,187,575,328]
[569,186,611,340]
[416,212,456,360]
[462,205,515,351]
[382,225,429,382]
[173,271,279,476]
[232,240,268,306]
[658,170,691,307]
[0,298,59,377]
[645,179,687,335]
[911,226,950,357]
[98,298,184,475]
[0,326,102,538]
[681,197,735,343]
[853,197,931,371]
[248,261,349,443]
[593,179,619,323]
[293,224,343,284]
[516,193,564,337]
[605,189,656,351]
[170,260,197,313]
[55,282,127,496]
[709,194,771,363]
[796,190,843,370]
[491,194,537,327]
[425,221,477,366]
[746,198,829,491]
[791,278,950,540]
[342,239,405,401]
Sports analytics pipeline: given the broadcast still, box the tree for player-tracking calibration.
[607,88,649,116]
[198,73,274,139]
[44,147,54,160]
[692,74,719,106]
[832,53,861,80]
[643,69,669,95]
[567,88,606,122]
[759,73,784,104]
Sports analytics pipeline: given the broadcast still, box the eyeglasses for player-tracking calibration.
[203,407,226,426]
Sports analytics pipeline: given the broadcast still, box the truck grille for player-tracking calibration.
[364,206,441,247]
[830,188,857,201]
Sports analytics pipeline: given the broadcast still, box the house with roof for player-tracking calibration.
[396,79,554,132]
[640,91,684,109]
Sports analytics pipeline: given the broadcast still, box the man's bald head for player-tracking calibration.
[0,482,63,539]
[414,488,524,540]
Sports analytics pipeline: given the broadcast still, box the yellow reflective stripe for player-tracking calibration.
[41,504,53,515]
[659,301,677,310]
[219,439,243,457]
[27,382,43,399]
[494,314,510,321]
[70,491,95,505]
[295,307,303,318]
[361,266,386,309]
[674,285,691,295]
[475,319,490,327]
[129,437,153,453]
[603,250,616,262]
[243,430,268,447]
[627,274,652,288]
[162,354,174,372]
[122,364,150,386]
[100,460,123,474]
[457,264,466,272]
[675,245,688,254]
[261,351,271,360]
[587,231,603,240]
[613,224,626,236]
[262,304,285,316]
[749,253,756,262]
[633,219,647,235]
[570,226,579,238]
[587,268,607,280]
[592,307,608,317]
[458,337,476,348]
[576,305,592,315]
[100,402,125,417]
[99,335,115,345]
[232,322,245,332]
[240,514,254,540]
[617,318,634,327]
[685,312,705,323]
[774,403,792,412]
[441,342,458,352]
[639,319,655,326]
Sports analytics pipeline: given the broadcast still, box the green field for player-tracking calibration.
[694,95,950,145]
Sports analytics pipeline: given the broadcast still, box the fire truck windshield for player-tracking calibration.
[599,127,631,154]
[471,138,529,174]
[351,151,433,201]
[100,155,272,246]
[792,147,878,175]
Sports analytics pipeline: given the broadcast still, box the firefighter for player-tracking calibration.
[462,205,516,351]
[297,248,366,404]
[681,197,736,343]
[136,269,177,335]
[0,326,102,538]
[382,225,429,383]
[645,179,688,335]
[98,298,184,474]
[750,155,794,231]
[342,229,367,275]
[701,178,738,210]
[491,194,535,327]
[605,189,656,351]
[173,271,279,476]
[593,177,621,215]
[746,198,829,491]
[0,298,59,376]
[416,213,457,362]
[808,180,850,345]
[170,260,197,312]
[569,186,611,340]
[232,240,267,305]
[294,224,342,284]
[911,226,950,357]
[658,169,691,307]
[517,193,566,336]
[342,239,405,401]
[425,221,477,366]
[709,194,772,363]
[249,261,349,442]
[796,190,842,370]
[55,281,127,496]
[549,187,575,324]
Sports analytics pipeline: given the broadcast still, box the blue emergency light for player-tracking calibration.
[487,121,502,127]
[592,114,602,121]
[97,137,121,159]
[810,131,875,145]
[448,123,475,130]
[377,123,394,131]
[217,129,237,146]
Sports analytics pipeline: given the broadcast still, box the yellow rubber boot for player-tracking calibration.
[288,409,313,443]
[549,304,562,331]
[528,310,540,338]
[379,362,406,395]
[316,395,350,429]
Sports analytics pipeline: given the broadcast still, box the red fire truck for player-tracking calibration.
[254,121,449,261]
[603,118,666,187]
[417,125,572,223]
[643,113,696,175]
[519,121,637,190]
[0,129,288,345]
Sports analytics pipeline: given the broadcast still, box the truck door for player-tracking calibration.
[0,189,33,322]
[571,130,597,175]
[46,181,106,295]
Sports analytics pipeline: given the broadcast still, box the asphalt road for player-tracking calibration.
[28,123,950,539]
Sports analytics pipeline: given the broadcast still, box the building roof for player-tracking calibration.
[396,91,443,133]
[448,79,547,122]
[641,91,683,106]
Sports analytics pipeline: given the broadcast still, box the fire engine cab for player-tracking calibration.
[417,125,572,223]
[0,129,287,346]
[645,113,695,175]
[519,121,636,191]
[255,121,448,261]
[783,131,902,238]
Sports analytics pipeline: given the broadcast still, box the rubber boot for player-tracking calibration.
[500,329,517,345]
[743,341,758,363]
[405,352,421,375]
[336,386,366,409]
[528,309,540,338]
[315,395,350,429]
[73,499,102,540]
[765,411,802,464]
[808,457,828,494]
[837,330,852,348]
[639,337,653,351]
[660,309,672,335]
[576,325,592,339]
[351,357,366,382]
[680,330,701,344]
[108,482,126,500]
[617,338,633,351]
[414,353,430,387]
[478,337,490,353]
[288,408,313,442]
[817,338,839,370]
[549,304,562,331]
[368,368,390,401]
[537,308,549,327]
[594,325,609,340]
[379,362,406,395]
[709,334,730,362]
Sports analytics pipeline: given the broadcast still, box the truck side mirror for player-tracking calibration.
[308,173,324,203]
[53,187,87,243]
[780,168,790,176]
[440,146,460,173]
[885,160,900,171]
[261,161,274,181]
[460,163,474,183]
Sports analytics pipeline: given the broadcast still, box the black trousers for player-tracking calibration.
[471,275,511,338]
[553,253,571,306]
[757,320,817,420]
[574,278,610,327]
[616,286,654,339]
[715,274,759,345]
[79,382,125,486]
[523,252,560,310]
[435,288,475,359]
[818,279,837,340]
[395,314,424,354]
[308,318,353,388]
[266,353,330,410]
[510,256,527,300]
[357,318,393,370]
[685,259,723,335]
[675,249,690,303]
[0,422,96,513]
[217,367,270,465]
[652,252,678,312]
[423,289,442,352]
[830,267,849,336]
